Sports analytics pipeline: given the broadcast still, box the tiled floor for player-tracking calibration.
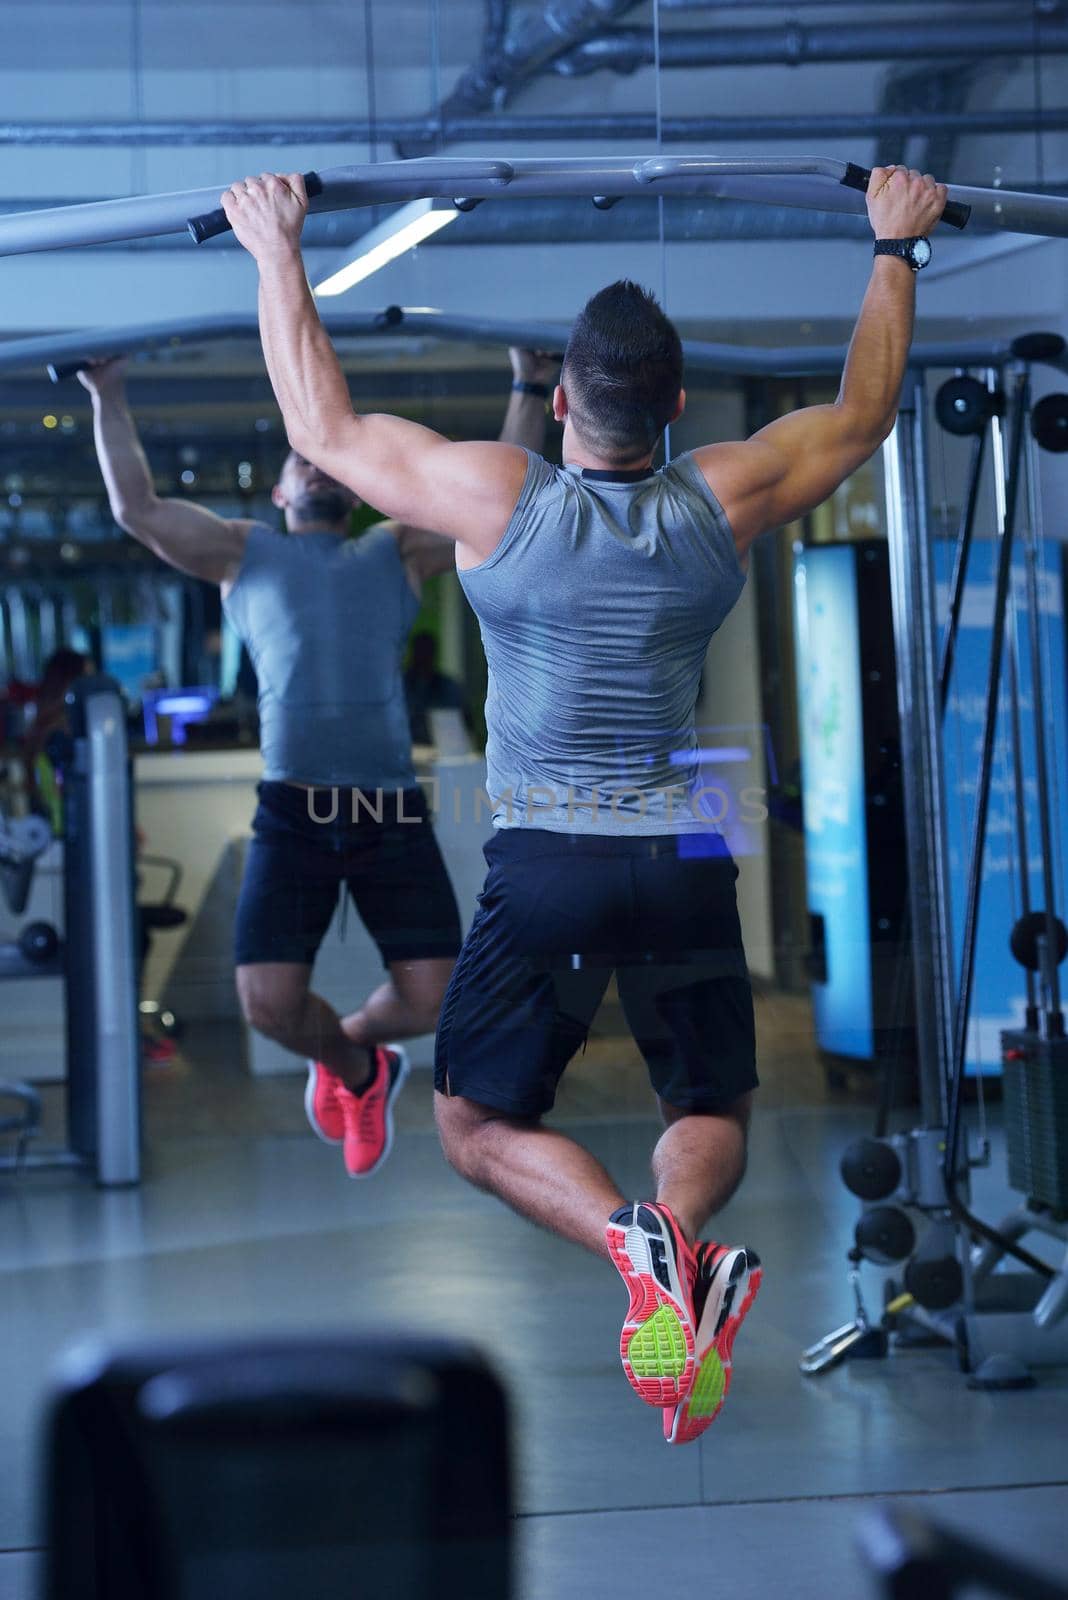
[1,997,1066,1598]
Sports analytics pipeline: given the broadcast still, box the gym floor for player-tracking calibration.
[2,993,1066,1600]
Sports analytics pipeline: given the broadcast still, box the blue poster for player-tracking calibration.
[101,622,158,705]
[794,546,874,1058]
[938,540,1068,1075]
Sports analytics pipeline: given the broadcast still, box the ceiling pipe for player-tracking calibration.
[553,16,1068,74]
[3,107,1067,147]
[658,0,1031,7]
[437,0,647,121]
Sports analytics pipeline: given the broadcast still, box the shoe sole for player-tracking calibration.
[665,1251,762,1445]
[304,1060,343,1146]
[346,1043,410,1180]
[606,1204,696,1408]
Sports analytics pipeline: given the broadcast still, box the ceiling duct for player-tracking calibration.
[3,106,1068,149]
[431,0,647,119]
[552,15,1068,74]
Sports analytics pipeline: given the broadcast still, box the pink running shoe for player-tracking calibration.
[606,1202,698,1409]
[305,1060,345,1145]
[340,1044,410,1179]
[663,1241,762,1445]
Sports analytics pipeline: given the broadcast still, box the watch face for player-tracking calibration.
[911,238,932,268]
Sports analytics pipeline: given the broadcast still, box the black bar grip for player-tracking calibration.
[841,162,970,230]
[187,170,324,244]
[47,359,89,383]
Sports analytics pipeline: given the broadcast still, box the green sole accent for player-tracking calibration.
[628,1305,688,1378]
[686,1352,726,1419]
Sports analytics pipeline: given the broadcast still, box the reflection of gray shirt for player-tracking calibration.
[223,523,419,788]
[458,452,745,835]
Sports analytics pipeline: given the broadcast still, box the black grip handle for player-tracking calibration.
[841,162,970,230]
[47,360,90,383]
[187,170,324,244]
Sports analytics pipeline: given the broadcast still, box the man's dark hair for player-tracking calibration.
[562,280,683,464]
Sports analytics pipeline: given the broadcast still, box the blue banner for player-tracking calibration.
[794,545,874,1058]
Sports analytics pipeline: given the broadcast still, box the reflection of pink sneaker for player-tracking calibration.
[663,1242,762,1446]
[304,1060,345,1145]
[340,1045,410,1179]
[606,1202,697,1408]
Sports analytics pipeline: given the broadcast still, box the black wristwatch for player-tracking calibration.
[512,380,550,398]
[874,237,932,272]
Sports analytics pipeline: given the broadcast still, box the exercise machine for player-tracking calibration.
[42,1333,511,1600]
[859,1503,1068,1600]
[0,674,141,1187]
[803,335,1068,1386]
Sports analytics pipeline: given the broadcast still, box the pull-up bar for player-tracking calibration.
[1,307,1066,384]
[3,154,1065,258]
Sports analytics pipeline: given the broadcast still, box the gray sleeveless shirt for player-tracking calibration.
[223,522,419,788]
[458,451,746,835]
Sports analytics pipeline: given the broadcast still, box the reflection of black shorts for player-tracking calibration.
[235,781,462,968]
[434,829,757,1118]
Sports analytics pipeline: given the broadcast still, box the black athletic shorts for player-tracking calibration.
[234,781,463,968]
[434,829,757,1118]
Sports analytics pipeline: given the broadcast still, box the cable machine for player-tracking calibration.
[804,337,1068,1386]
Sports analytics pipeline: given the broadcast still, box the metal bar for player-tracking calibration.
[4,108,1068,146]
[0,156,1065,258]
[0,194,878,249]
[883,374,954,1128]
[945,370,1029,1177]
[1022,423,1066,1033]
[0,309,1058,384]
[0,1151,86,1173]
[993,379,1039,1029]
[938,426,986,714]
[85,683,141,1187]
[662,0,1012,7]
[1006,590,1038,1028]
[556,17,1068,74]
[915,381,959,1118]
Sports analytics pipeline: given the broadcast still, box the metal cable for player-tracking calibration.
[653,0,672,463]
[1033,5,1046,189]
[129,0,146,197]
[364,1,379,166]
[430,0,443,151]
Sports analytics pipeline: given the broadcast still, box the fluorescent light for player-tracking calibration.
[314,200,458,298]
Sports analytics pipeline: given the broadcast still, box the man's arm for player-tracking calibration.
[79,360,251,587]
[691,166,949,558]
[221,173,528,565]
[393,347,558,585]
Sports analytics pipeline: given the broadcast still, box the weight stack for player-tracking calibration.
[1001,1030,1068,1209]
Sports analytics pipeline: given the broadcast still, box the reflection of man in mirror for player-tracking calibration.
[227,161,947,1445]
[404,630,466,746]
[79,348,550,1182]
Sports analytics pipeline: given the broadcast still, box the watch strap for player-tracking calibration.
[873,237,928,270]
